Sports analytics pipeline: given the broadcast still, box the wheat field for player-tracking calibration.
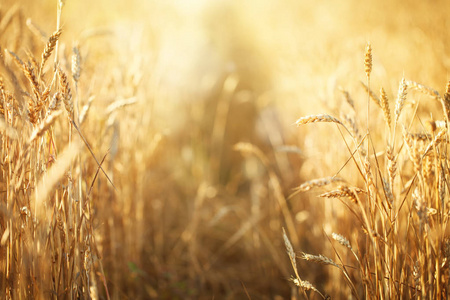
[1,0,450,299]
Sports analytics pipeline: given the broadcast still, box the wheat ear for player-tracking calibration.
[40,28,62,75]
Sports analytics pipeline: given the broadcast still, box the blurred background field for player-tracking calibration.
[1,0,450,299]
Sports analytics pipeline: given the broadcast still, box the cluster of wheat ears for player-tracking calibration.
[0,1,119,299]
[284,43,450,298]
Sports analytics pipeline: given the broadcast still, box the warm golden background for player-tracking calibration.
[1,0,450,299]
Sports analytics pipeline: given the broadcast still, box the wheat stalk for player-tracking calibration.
[40,28,62,74]
[6,49,24,67]
[442,80,450,124]
[340,88,356,111]
[283,228,326,299]
[294,176,345,192]
[364,42,372,80]
[360,82,381,108]
[394,77,408,126]
[28,110,62,144]
[295,114,343,126]
[58,67,74,119]
[407,80,440,99]
[380,87,391,129]
[300,252,341,269]
[319,185,365,202]
[71,45,81,83]
[23,62,41,108]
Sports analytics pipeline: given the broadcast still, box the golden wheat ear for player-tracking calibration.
[40,28,62,75]
[364,42,372,80]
